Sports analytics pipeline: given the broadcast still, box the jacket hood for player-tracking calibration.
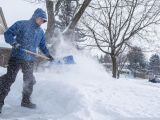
[31,8,47,21]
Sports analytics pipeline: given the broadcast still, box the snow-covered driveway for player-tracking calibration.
[0,55,160,120]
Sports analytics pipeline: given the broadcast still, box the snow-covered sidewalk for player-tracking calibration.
[0,55,160,120]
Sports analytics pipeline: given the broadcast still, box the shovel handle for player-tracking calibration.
[22,49,50,60]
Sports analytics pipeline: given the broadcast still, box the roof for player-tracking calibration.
[0,7,7,34]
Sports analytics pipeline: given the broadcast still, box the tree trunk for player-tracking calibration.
[64,0,92,33]
[62,0,92,45]
[117,70,120,79]
[133,71,136,78]
[111,55,117,78]
[45,0,55,42]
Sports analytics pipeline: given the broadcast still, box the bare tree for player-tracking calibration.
[45,0,56,42]
[62,0,92,46]
[82,0,160,78]
[65,0,92,31]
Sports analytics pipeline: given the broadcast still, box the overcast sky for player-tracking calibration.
[0,0,46,27]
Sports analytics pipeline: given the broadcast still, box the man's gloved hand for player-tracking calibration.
[12,42,21,49]
[47,54,54,61]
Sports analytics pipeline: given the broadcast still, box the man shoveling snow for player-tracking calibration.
[0,8,54,113]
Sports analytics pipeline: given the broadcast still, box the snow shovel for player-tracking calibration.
[21,48,75,64]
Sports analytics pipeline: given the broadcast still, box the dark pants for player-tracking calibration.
[0,57,36,105]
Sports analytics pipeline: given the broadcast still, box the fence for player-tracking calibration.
[0,47,11,67]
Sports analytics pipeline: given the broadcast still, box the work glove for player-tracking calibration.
[47,54,54,61]
[12,42,21,49]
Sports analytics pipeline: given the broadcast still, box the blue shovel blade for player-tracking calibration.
[52,55,75,65]
[63,55,75,64]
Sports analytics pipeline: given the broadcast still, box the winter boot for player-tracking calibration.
[0,103,3,114]
[21,95,36,109]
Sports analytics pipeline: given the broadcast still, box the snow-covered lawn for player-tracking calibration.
[0,55,160,120]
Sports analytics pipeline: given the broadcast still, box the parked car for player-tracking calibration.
[149,72,160,83]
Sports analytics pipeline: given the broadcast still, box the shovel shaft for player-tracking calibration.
[22,49,49,60]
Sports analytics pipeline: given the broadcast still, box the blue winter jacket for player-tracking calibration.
[4,8,50,61]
